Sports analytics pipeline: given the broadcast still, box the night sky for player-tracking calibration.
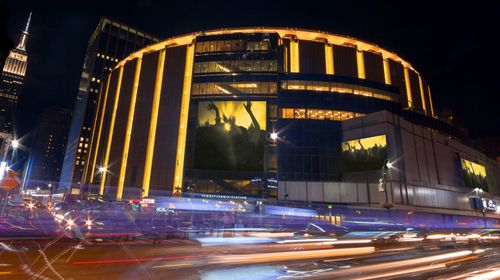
[2,0,500,139]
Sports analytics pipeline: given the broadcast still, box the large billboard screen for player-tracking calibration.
[342,135,387,173]
[194,101,266,171]
[461,159,488,191]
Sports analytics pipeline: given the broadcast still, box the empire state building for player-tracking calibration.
[0,12,31,136]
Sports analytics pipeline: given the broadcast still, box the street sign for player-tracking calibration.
[0,170,20,192]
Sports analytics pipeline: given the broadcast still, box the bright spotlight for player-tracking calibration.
[0,161,7,179]
[11,139,19,149]
[386,162,393,169]
[270,132,278,140]
[98,166,107,173]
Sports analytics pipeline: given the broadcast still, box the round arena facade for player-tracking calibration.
[81,27,500,214]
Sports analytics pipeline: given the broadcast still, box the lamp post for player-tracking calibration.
[96,166,107,197]
[379,159,394,218]
[1,138,18,178]
[0,138,19,217]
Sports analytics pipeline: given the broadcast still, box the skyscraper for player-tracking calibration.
[59,17,159,192]
[23,107,72,188]
[0,12,31,136]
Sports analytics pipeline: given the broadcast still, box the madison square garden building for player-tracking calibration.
[82,28,500,215]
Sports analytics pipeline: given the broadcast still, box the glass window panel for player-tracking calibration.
[195,43,203,53]
[295,109,306,119]
[268,104,277,119]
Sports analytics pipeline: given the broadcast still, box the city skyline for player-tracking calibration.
[2,1,499,140]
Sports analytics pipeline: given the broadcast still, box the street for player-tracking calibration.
[1,234,500,279]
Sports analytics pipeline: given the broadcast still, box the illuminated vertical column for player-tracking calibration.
[403,67,413,108]
[289,39,300,73]
[89,75,111,184]
[116,58,142,201]
[82,82,104,185]
[418,74,427,113]
[99,66,124,195]
[172,44,195,196]
[283,45,288,72]
[356,50,365,79]
[142,49,166,198]
[428,85,436,117]
[383,59,391,85]
[325,44,334,75]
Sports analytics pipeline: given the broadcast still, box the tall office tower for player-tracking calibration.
[59,17,159,192]
[23,107,72,188]
[0,12,31,137]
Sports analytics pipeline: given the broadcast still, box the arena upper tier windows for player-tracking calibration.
[282,108,365,121]
[191,82,277,95]
[193,60,278,74]
[195,40,270,53]
[281,80,397,102]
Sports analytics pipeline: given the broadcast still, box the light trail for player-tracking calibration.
[356,264,446,280]
[321,239,372,245]
[213,246,376,264]
[72,253,215,265]
[466,265,500,280]
[277,238,338,244]
[308,250,473,279]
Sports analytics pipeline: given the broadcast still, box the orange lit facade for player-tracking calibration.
[82,28,500,211]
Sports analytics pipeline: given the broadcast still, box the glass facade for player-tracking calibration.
[281,80,397,102]
[281,108,364,121]
[195,40,270,53]
[193,60,277,74]
[191,82,277,95]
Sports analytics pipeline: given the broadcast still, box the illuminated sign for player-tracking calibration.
[482,199,496,212]
[200,194,247,200]
[461,159,488,191]
[194,101,266,171]
[266,177,278,189]
[141,198,155,204]
[342,135,387,173]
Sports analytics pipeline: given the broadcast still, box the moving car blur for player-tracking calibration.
[1,193,499,279]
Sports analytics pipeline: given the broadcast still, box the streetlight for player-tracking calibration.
[379,159,394,217]
[1,138,19,179]
[11,140,19,149]
[270,131,278,141]
[98,166,107,173]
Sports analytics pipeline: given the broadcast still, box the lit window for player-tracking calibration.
[282,80,395,102]
[282,108,364,121]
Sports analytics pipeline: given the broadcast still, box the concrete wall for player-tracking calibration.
[278,180,477,212]
[278,110,500,214]
[342,110,500,195]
